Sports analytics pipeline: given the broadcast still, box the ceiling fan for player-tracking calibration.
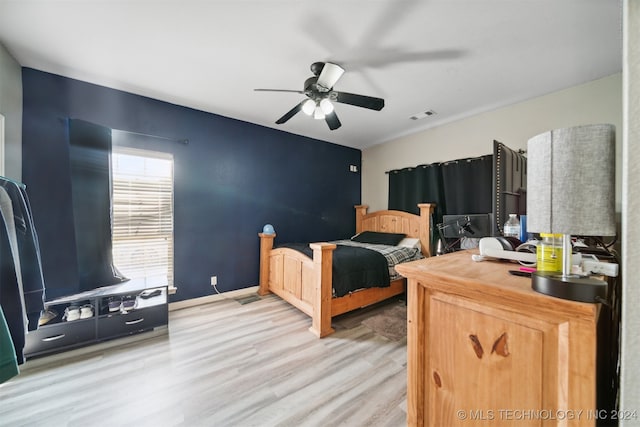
[254,62,384,130]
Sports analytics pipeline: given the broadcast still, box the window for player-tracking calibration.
[111,147,174,287]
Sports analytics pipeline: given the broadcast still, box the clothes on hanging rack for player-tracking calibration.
[0,176,46,371]
[0,305,19,383]
[0,187,28,331]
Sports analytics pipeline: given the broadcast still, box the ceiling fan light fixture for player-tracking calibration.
[313,106,325,120]
[302,99,315,116]
[319,98,334,114]
[316,63,345,91]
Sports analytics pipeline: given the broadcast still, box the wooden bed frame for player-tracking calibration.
[258,203,434,337]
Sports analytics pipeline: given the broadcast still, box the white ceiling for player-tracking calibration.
[0,0,623,150]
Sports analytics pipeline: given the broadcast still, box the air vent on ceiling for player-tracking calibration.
[410,110,437,120]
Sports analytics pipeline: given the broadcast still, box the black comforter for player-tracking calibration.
[278,243,390,297]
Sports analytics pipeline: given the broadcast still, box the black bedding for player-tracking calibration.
[278,243,391,297]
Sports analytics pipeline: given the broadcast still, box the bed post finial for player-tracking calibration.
[354,205,369,234]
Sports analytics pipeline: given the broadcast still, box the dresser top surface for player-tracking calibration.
[396,250,599,318]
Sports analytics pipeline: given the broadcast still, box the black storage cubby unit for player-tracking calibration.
[25,279,168,358]
[97,288,168,341]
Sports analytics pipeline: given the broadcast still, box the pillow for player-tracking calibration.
[351,231,406,246]
[397,237,421,249]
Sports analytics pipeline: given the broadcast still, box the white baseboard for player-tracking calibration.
[168,285,259,312]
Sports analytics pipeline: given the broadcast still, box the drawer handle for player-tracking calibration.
[125,318,145,325]
[42,334,66,342]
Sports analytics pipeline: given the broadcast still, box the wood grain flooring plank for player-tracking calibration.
[0,294,407,427]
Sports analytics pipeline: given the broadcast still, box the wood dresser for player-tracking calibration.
[396,250,600,427]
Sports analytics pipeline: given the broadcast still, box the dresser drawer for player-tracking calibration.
[97,305,168,340]
[25,319,96,356]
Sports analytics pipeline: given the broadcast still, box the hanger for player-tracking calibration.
[0,176,27,190]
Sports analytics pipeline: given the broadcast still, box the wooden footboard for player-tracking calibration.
[258,235,336,337]
[258,203,434,337]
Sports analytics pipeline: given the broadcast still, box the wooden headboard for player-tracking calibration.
[354,204,435,257]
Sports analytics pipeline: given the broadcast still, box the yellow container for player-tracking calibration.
[536,233,563,272]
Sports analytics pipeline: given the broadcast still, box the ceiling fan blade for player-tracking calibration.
[334,91,385,111]
[325,111,341,130]
[275,101,305,124]
[255,88,304,94]
[316,62,345,91]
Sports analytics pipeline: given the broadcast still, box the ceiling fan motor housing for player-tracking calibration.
[304,76,319,95]
[304,76,333,97]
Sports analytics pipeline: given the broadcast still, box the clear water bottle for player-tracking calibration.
[503,214,520,238]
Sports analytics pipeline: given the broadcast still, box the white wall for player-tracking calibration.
[0,42,22,180]
[620,0,639,422]
[362,73,623,212]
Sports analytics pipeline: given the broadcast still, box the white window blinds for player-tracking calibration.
[111,147,174,286]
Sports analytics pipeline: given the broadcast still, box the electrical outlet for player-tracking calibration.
[210,276,217,286]
[582,260,618,277]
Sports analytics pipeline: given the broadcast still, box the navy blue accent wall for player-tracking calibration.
[21,68,361,302]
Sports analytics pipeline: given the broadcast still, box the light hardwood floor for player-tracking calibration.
[1,294,408,427]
